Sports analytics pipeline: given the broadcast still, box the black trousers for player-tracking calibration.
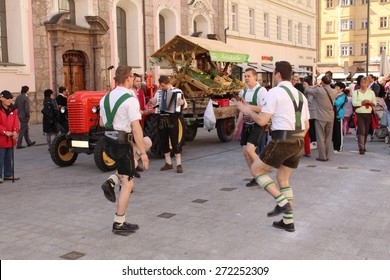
[17,118,32,146]
[158,114,181,154]
[309,119,316,142]
[332,118,343,151]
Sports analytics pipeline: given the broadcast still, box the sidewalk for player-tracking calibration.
[0,124,389,260]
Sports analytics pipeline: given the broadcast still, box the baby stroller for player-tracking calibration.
[370,98,389,143]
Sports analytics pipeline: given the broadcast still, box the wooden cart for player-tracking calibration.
[151,35,249,142]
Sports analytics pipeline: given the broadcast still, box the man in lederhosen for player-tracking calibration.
[234,68,267,187]
[237,61,310,232]
[99,66,149,234]
[150,75,187,173]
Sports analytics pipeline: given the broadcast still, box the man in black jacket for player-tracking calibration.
[14,86,35,149]
[56,86,68,133]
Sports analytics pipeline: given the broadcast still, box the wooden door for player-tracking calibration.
[63,51,86,94]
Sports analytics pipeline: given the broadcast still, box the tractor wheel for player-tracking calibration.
[184,124,198,142]
[94,138,116,172]
[216,117,236,142]
[144,114,185,157]
[144,114,163,158]
[50,134,78,167]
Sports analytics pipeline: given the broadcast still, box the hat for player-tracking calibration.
[1,90,13,99]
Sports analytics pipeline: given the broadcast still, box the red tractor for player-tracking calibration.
[50,91,116,171]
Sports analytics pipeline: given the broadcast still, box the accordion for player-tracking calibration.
[155,89,182,114]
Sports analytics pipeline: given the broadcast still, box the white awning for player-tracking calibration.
[352,72,379,79]
[318,73,349,80]
[236,63,265,73]
[292,66,312,73]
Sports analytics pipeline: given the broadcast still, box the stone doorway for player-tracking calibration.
[63,51,86,93]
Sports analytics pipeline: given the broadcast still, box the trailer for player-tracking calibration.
[150,35,249,143]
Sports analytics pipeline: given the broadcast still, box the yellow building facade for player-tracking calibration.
[318,0,390,79]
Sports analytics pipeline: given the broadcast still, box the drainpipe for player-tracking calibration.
[142,0,147,75]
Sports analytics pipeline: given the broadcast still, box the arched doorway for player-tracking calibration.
[63,51,86,93]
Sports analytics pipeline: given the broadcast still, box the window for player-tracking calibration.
[231,4,238,31]
[340,45,354,56]
[340,0,355,6]
[116,7,127,65]
[326,21,333,32]
[264,13,269,37]
[159,14,165,47]
[288,20,292,41]
[380,17,388,28]
[58,0,75,24]
[0,0,8,62]
[361,43,367,56]
[249,9,254,34]
[326,45,333,57]
[298,23,302,44]
[380,42,387,54]
[307,25,311,45]
[307,0,312,7]
[340,19,355,30]
[362,0,368,4]
[361,18,368,29]
[276,17,281,40]
[380,0,388,3]
[326,0,333,8]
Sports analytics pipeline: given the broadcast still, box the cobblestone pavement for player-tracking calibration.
[0,124,389,260]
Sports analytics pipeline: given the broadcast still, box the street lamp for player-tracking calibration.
[366,0,370,76]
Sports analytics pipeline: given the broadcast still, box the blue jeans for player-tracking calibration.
[387,111,390,130]
[0,148,13,179]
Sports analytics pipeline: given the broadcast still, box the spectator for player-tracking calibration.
[14,86,35,149]
[352,77,376,154]
[303,76,317,151]
[56,86,68,133]
[343,89,353,135]
[333,82,347,153]
[306,76,337,161]
[0,90,20,182]
[41,89,60,151]
[368,74,380,96]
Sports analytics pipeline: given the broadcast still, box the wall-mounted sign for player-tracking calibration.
[261,56,274,61]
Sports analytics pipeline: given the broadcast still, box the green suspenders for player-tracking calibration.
[243,86,261,105]
[279,85,304,130]
[103,93,133,130]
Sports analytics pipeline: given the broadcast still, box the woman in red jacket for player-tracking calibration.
[0,90,20,183]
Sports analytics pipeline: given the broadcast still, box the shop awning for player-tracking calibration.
[292,66,312,73]
[236,63,266,73]
[352,72,379,79]
[151,35,249,63]
[318,72,349,80]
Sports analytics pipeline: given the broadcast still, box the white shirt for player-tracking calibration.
[99,86,141,133]
[262,81,310,131]
[239,82,267,106]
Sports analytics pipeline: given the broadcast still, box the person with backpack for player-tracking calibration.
[99,66,149,234]
[332,82,348,153]
[234,68,268,187]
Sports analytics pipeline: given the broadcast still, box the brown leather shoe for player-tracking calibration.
[177,165,183,173]
[160,163,173,171]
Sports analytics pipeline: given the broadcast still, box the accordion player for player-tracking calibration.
[155,89,183,114]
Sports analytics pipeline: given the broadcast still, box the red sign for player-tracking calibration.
[261,56,274,61]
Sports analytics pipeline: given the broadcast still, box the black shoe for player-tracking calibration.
[101,178,116,203]
[27,141,36,147]
[135,166,143,172]
[246,178,257,187]
[134,171,141,178]
[267,203,292,217]
[4,176,20,180]
[16,145,26,149]
[112,222,139,233]
[272,219,295,232]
